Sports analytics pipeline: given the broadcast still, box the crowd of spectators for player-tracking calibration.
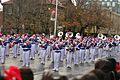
[0,58,120,80]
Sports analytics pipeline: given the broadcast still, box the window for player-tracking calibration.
[102,2,105,5]
[112,2,115,7]
[0,4,3,12]
[107,2,110,6]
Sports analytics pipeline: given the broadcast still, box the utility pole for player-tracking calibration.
[54,0,58,36]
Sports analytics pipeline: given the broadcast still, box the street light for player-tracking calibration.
[54,0,58,36]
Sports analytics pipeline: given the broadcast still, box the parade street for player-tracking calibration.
[2,49,120,80]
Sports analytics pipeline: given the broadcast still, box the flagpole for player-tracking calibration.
[54,0,58,36]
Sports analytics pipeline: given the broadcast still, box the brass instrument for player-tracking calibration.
[65,32,73,38]
[114,35,120,40]
[75,33,81,39]
[58,31,63,38]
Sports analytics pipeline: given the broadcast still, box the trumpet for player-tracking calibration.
[65,32,73,38]
[114,35,120,40]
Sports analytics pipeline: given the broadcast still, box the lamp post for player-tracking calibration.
[54,0,58,36]
[109,7,112,35]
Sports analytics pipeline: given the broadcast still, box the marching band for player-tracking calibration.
[0,32,120,72]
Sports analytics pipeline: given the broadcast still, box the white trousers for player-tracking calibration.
[79,49,85,63]
[13,44,17,57]
[38,47,41,58]
[31,44,36,59]
[53,52,60,70]
[51,50,54,62]
[20,46,23,60]
[66,51,72,67]
[23,50,30,66]
[60,49,65,61]
[85,49,90,62]
[98,48,102,58]
[74,50,79,64]
[1,46,5,63]
[41,49,46,64]
[46,46,51,57]
[90,48,95,61]
[5,43,9,56]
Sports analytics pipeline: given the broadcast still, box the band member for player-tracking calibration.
[90,41,96,62]
[13,40,18,58]
[60,39,64,62]
[74,40,79,65]
[98,41,103,58]
[53,41,61,71]
[79,42,85,64]
[40,40,48,65]
[19,38,23,62]
[84,41,90,63]
[22,40,31,67]
[65,41,73,68]
[30,38,36,60]
[5,38,9,57]
[0,39,6,64]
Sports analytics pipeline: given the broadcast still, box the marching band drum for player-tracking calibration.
[0,32,120,72]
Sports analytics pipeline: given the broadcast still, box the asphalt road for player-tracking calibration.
[2,49,120,80]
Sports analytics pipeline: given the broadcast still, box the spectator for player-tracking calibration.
[75,69,105,80]
[107,58,120,80]
[41,72,54,80]
[95,58,119,80]
[0,76,4,80]
[19,67,34,80]
[58,75,68,80]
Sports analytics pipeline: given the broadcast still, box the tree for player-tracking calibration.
[61,0,113,34]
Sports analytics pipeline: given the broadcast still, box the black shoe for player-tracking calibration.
[1,62,5,64]
[31,58,35,60]
[74,64,78,66]
[41,63,45,65]
[13,56,17,58]
[17,54,20,56]
[67,66,71,69]
[55,70,59,72]
[20,60,23,62]
[6,55,9,57]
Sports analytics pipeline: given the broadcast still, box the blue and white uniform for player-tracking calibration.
[53,42,61,71]
[30,40,36,60]
[1,41,7,64]
[84,42,90,63]
[79,42,85,63]
[22,42,31,67]
[40,41,48,64]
